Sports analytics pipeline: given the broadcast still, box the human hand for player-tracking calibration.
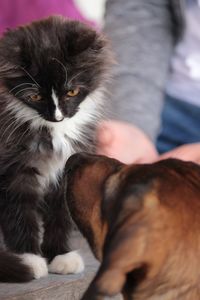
[159,143,200,164]
[96,120,159,164]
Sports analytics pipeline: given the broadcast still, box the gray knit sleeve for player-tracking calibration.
[104,0,175,141]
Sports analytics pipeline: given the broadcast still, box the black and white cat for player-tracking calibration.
[0,16,112,282]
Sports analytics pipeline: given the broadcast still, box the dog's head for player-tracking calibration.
[66,152,123,260]
[66,153,200,298]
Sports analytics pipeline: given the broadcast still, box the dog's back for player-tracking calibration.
[66,154,200,300]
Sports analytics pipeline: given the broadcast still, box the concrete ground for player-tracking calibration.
[0,232,122,300]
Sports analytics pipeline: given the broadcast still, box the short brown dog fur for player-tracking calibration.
[66,153,200,300]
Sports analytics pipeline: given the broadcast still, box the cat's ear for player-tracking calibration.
[65,21,105,56]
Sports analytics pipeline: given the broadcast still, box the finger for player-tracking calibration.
[96,147,108,155]
[158,149,180,160]
[96,125,113,147]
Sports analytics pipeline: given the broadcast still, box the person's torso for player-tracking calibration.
[167,0,200,107]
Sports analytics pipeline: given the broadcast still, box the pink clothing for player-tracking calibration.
[0,0,95,35]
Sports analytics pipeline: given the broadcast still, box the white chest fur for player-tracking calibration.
[6,88,104,191]
[41,122,75,188]
[34,131,73,191]
[28,89,104,191]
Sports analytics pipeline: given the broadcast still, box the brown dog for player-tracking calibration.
[66,153,200,300]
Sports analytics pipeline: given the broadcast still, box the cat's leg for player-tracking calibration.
[42,182,84,275]
[0,191,48,280]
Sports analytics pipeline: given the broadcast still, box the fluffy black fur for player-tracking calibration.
[0,252,32,282]
[0,16,112,282]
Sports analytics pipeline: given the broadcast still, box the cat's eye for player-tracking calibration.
[67,87,80,97]
[30,94,42,101]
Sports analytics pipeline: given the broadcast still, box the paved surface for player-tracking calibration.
[0,232,122,300]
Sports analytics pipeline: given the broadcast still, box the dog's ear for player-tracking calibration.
[114,182,159,226]
[82,217,149,299]
[104,168,159,229]
[83,188,158,300]
[86,180,159,298]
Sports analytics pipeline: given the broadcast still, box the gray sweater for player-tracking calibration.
[104,0,185,141]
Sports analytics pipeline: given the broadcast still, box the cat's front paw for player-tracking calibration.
[48,251,84,275]
[21,253,48,279]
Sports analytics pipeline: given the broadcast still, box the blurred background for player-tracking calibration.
[0,0,106,35]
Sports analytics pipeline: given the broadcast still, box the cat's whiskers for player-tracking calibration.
[9,83,36,94]
[14,87,38,97]
[16,126,31,146]
[16,114,45,146]
[6,121,29,145]
[4,115,40,144]
[5,121,25,144]
[0,117,21,141]
[20,66,41,87]
[0,114,16,130]
[67,70,85,86]
[51,58,68,86]
[0,101,38,141]
[75,84,89,91]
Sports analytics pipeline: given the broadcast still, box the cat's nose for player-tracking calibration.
[55,110,64,121]
[55,115,64,121]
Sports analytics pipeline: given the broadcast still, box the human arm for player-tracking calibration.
[103,0,175,140]
[159,143,200,164]
[97,120,158,164]
[97,0,177,163]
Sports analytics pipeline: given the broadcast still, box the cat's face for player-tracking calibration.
[0,16,111,123]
